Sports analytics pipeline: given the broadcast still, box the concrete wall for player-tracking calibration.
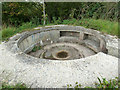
[18,30,60,53]
[17,26,107,54]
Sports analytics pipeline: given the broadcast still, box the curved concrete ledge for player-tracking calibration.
[16,25,107,61]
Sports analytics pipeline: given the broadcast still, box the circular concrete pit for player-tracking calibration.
[17,27,107,60]
[0,25,118,88]
[56,50,69,59]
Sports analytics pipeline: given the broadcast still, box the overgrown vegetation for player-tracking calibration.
[2,2,42,27]
[1,18,118,41]
[2,2,118,26]
[1,2,118,41]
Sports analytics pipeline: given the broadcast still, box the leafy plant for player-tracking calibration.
[95,77,118,88]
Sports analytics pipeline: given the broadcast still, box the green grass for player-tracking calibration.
[47,18,118,36]
[1,18,118,41]
[1,22,38,41]
[62,18,118,36]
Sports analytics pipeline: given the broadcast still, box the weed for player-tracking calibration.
[32,45,42,52]
[95,77,118,88]
[67,77,119,88]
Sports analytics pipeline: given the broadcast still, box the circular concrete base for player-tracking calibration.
[0,25,119,88]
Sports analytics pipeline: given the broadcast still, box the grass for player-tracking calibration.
[1,18,118,41]
[1,22,38,41]
[62,18,118,36]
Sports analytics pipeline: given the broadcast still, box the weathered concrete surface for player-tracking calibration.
[43,43,95,60]
[0,43,118,88]
[18,26,106,53]
[17,26,107,60]
[104,35,119,57]
[0,25,119,88]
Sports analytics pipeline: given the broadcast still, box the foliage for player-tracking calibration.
[2,2,42,26]
[52,17,62,24]
[67,77,119,89]
[2,2,118,26]
[95,77,118,88]
[46,2,118,22]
